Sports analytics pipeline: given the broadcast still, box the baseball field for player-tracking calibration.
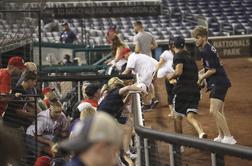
[145,57,252,166]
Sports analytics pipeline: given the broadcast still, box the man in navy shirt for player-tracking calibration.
[192,26,236,144]
[60,23,77,44]
[167,36,206,139]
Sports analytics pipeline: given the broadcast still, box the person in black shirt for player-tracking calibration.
[192,26,236,144]
[167,36,206,139]
[3,71,37,129]
[98,77,146,162]
[63,54,72,65]
[98,77,145,122]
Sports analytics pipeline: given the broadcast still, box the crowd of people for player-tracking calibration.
[0,21,237,166]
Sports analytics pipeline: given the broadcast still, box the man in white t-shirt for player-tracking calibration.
[26,101,68,148]
[133,21,158,57]
[122,48,159,110]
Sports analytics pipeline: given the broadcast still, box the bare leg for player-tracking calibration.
[209,99,223,138]
[121,123,133,153]
[210,98,231,137]
[174,116,183,134]
[168,104,174,117]
[142,86,152,105]
[186,112,205,136]
[149,83,156,100]
[142,83,157,106]
[215,118,224,138]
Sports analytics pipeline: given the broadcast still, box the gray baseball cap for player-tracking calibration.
[59,112,122,152]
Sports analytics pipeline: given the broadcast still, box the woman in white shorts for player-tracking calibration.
[155,39,176,116]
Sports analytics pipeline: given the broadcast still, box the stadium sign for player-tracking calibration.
[210,37,251,57]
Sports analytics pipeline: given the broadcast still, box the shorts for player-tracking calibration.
[115,59,127,72]
[157,66,174,78]
[173,92,200,117]
[116,116,128,124]
[209,86,229,101]
[139,71,156,87]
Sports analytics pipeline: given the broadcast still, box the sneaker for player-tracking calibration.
[126,151,137,160]
[199,133,208,139]
[173,146,184,153]
[150,99,159,109]
[180,146,184,152]
[142,105,152,112]
[221,136,237,144]
[213,135,223,142]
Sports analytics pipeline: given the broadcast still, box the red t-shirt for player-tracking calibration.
[83,99,98,108]
[0,69,11,116]
[34,156,51,166]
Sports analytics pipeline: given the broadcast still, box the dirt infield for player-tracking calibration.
[144,58,252,166]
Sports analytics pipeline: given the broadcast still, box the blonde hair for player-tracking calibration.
[80,107,96,121]
[107,77,125,92]
[101,84,108,94]
[79,102,96,121]
[24,62,37,72]
[192,26,208,38]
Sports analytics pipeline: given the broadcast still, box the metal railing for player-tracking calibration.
[38,74,134,111]
[131,93,252,166]
[38,74,134,82]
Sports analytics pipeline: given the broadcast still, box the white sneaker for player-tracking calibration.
[180,146,184,152]
[213,135,223,142]
[173,146,184,152]
[199,133,207,139]
[126,151,137,160]
[221,136,237,144]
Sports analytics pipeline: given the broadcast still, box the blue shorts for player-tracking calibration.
[117,116,128,124]
[209,86,229,101]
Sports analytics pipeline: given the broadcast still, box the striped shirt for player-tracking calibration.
[134,31,157,56]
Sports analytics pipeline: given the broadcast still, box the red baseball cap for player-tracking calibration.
[8,56,26,69]
[120,48,131,58]
[34,156,51,166]
[42,87,55,95]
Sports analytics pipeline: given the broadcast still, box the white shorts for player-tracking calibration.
[115,59,127,71]
[138,72,155,87]
[157,67,174,78]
